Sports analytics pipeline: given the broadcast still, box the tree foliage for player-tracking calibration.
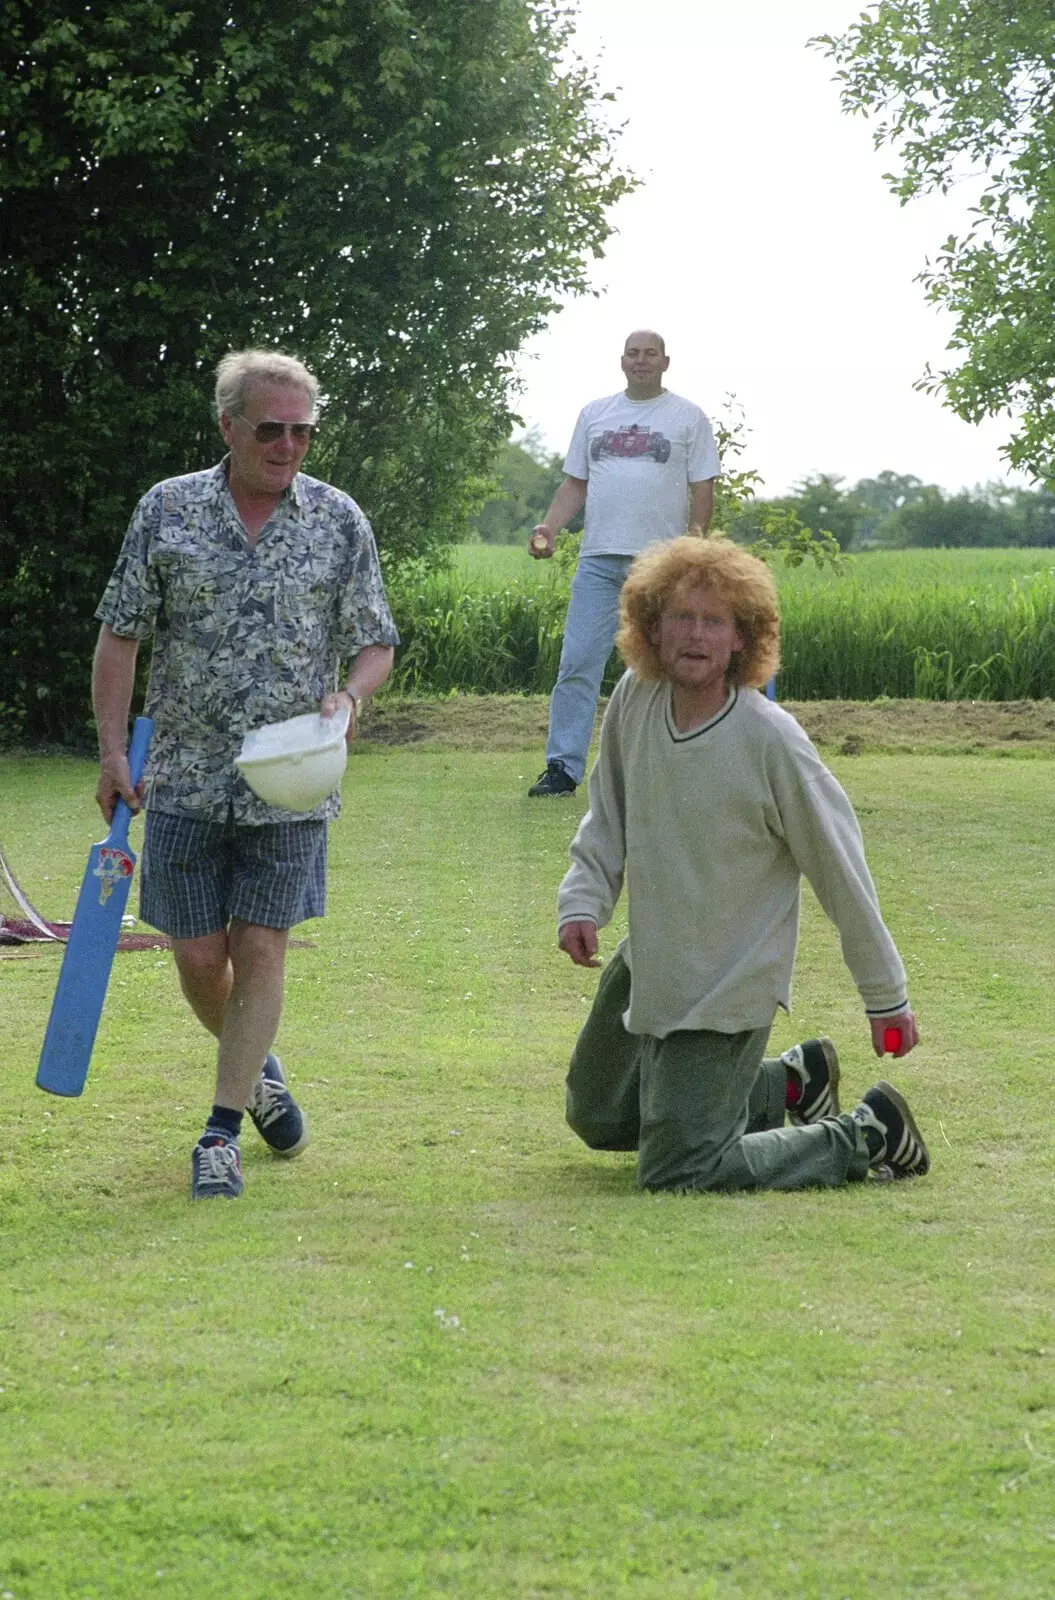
[732,470,1055,551]
[705,410,841,570]
[852,470,927,541]
[881,483,1055,547]
[468,428,574,545]
[816,2,1055,482]
[0,0,632,741]
[883,487,1013,548]
[720,456,849,563]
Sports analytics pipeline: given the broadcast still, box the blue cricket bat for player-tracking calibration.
[36,716,154,1097]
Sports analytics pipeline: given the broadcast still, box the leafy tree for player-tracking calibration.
[854,472,926,516]
[784,474,866,553]
[817,2,1055,482]
[1005,486,1055,546]
[880,487,1013,548]
[726,469,861,553]
[851,471,926,542]
[708,413,843,570]
[0,0,632,741]
[469,429,572,545]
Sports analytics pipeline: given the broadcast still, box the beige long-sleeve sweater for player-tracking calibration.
[557,675,908,1038]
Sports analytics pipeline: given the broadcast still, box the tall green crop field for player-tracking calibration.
[388,547,1055,700]
[776,552,1055,699]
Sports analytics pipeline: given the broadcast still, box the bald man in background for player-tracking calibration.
[527,329,721,797]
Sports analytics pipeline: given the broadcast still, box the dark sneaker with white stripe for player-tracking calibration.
[191,1135,244,1200]
[247,1053,309,1157]
[851,1081,930,1178]
[783,1037,840,1125]
[528,760,577,798]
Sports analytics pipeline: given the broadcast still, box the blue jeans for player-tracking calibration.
[546,553,634,783]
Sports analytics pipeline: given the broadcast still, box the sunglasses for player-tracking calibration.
[235,416,317,444]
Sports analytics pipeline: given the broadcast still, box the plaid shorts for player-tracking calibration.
[140,809,327,939]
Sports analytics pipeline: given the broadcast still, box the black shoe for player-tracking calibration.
[191,1135,244,1199]
[783,1037,840,1125]
[851,1081,930,1177]
[247,1053,310,1157]
[528,760,577,798]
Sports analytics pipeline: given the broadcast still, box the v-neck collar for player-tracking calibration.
[663,684,739,742]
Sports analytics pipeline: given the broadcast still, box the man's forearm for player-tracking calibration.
[538,476,588,534]
[689,479,715,532]
[344,644,394,703]
[92,625,140,755]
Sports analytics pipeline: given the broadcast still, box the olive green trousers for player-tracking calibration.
[565,950,870,1192]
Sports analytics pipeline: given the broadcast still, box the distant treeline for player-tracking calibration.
[728,472,1055,551]
[471,445,1055,551]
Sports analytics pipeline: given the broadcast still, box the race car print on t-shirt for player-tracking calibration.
[589,423,671,464]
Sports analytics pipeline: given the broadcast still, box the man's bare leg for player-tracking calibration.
[216,920,288,1111]
[173,919,289,1110]
[173,930,232,1038]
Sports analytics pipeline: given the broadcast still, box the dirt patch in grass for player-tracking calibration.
[790,697,1055,755]
[356,695,549,753]
[355,694,1055,756]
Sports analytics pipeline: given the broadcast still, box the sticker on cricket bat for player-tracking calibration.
[36,717,154,1098]
[94,846,134,904]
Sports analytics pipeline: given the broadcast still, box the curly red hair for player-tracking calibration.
[616,535,780,688]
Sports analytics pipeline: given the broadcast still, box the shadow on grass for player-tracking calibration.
[540,1155,641,1198]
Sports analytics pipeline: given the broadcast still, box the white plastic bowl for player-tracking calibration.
[235,707,350,811]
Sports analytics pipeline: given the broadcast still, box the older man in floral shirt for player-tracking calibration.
[93,349,398,1199]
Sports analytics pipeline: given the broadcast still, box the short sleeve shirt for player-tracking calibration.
[564,390,721,556]
[96,461,400,823]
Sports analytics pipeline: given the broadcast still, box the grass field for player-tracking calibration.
[2,728,1054,1598]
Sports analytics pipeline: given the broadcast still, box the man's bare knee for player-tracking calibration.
[227,919,289,979]
[173,931,230,987]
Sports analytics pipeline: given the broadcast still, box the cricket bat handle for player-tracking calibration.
[109,716,154,846]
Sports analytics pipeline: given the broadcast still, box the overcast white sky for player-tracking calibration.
[513,0,1024,497]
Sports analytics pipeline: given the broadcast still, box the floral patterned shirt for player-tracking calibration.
[96,460,399,823]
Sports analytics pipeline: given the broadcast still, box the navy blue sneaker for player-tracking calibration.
[191,1135,244,1200]
[851,1081,930,1178]
[783,1037,840,1125]
[247,1053,309,1157]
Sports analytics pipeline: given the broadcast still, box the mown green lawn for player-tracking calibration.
[1,735,1053,1598]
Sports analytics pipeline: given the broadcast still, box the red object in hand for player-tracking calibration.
[883,1025,902,1054]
